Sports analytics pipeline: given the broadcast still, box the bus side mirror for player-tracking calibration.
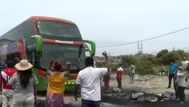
[35,51,42,68]
[83,40,96,57]
[40,52,42,57]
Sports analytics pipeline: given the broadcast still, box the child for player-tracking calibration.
[175,66,187,104]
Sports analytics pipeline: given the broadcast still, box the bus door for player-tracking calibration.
[84,44,91,57]
[83,40,96,57]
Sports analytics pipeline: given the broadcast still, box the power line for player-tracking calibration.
[97,26,189,48]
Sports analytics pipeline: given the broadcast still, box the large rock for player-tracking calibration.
[131,92,145,99]
[112,88,121,93]
[161,91,175,101]
[145,94,158,102]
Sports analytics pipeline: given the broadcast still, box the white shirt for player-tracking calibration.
[182,60,189,70]
[176,71,187,87]
[117,67,123,72]
[76,67,108,101]
[129,65,135,73]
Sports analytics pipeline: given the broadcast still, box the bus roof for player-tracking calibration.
[27,16,76,25]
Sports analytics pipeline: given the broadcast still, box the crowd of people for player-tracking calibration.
[0,51,110,107]
[102,63,136,90]
[0,52,189,107]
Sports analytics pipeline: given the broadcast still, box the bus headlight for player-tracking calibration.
[65,81,75,85]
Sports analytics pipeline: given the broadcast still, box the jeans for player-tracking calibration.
[2,89,14,107]
[168,74,176,88]
[117,77,122,89]
[176,86,185,102]
[129,72,135,84]
[82,99,100,107]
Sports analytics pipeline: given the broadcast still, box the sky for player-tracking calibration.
[0,0,189,56]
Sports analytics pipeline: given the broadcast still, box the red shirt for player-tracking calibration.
[0,68,17,89]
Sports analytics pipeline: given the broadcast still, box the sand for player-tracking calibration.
[109,74,175,93]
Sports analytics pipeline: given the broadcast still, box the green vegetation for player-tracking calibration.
[123,49,189,75]
[95,49,189,75]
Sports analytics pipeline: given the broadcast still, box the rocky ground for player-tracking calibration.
[1,74,186,107]
[62,74,177,105]
[61,74,189,106]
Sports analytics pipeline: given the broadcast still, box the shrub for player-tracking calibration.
[135,60,156,75]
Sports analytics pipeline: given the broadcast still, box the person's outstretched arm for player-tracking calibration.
[100,51,110,76]
[8,73,17,86]
[47,60,55,77]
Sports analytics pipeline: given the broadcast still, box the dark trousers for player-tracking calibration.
[103,76,110,90]
[82,99,100,107]
[117,77,122,89]
[168,74,176,88]
[176,86,185,102]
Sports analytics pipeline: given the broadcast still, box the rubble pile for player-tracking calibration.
[102,88,176,103]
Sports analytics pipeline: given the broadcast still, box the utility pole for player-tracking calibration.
[137,42,143,55]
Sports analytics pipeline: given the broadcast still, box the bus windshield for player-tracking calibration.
[37,21,82,38]
[40,43,86,71]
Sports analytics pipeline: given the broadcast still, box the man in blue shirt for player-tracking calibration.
[168,60,178,88]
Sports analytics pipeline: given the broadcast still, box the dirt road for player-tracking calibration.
[0,74,176,106]
[110,74,175,93]
[37,74,175,104]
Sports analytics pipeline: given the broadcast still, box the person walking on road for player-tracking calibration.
[129,64,135,84]
[168,60,178,89]
[116,64,124,89]
[0,60,17,107]
[45,59,71,107]
[175,67,187,104]
[75,51,110,107]
[8,59,38,107]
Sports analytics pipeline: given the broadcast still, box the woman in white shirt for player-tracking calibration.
[175,66,187,104]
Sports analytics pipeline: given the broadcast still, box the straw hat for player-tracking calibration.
[15,59,33,71]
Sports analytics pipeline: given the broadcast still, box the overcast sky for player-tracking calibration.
[0,0,189,56]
